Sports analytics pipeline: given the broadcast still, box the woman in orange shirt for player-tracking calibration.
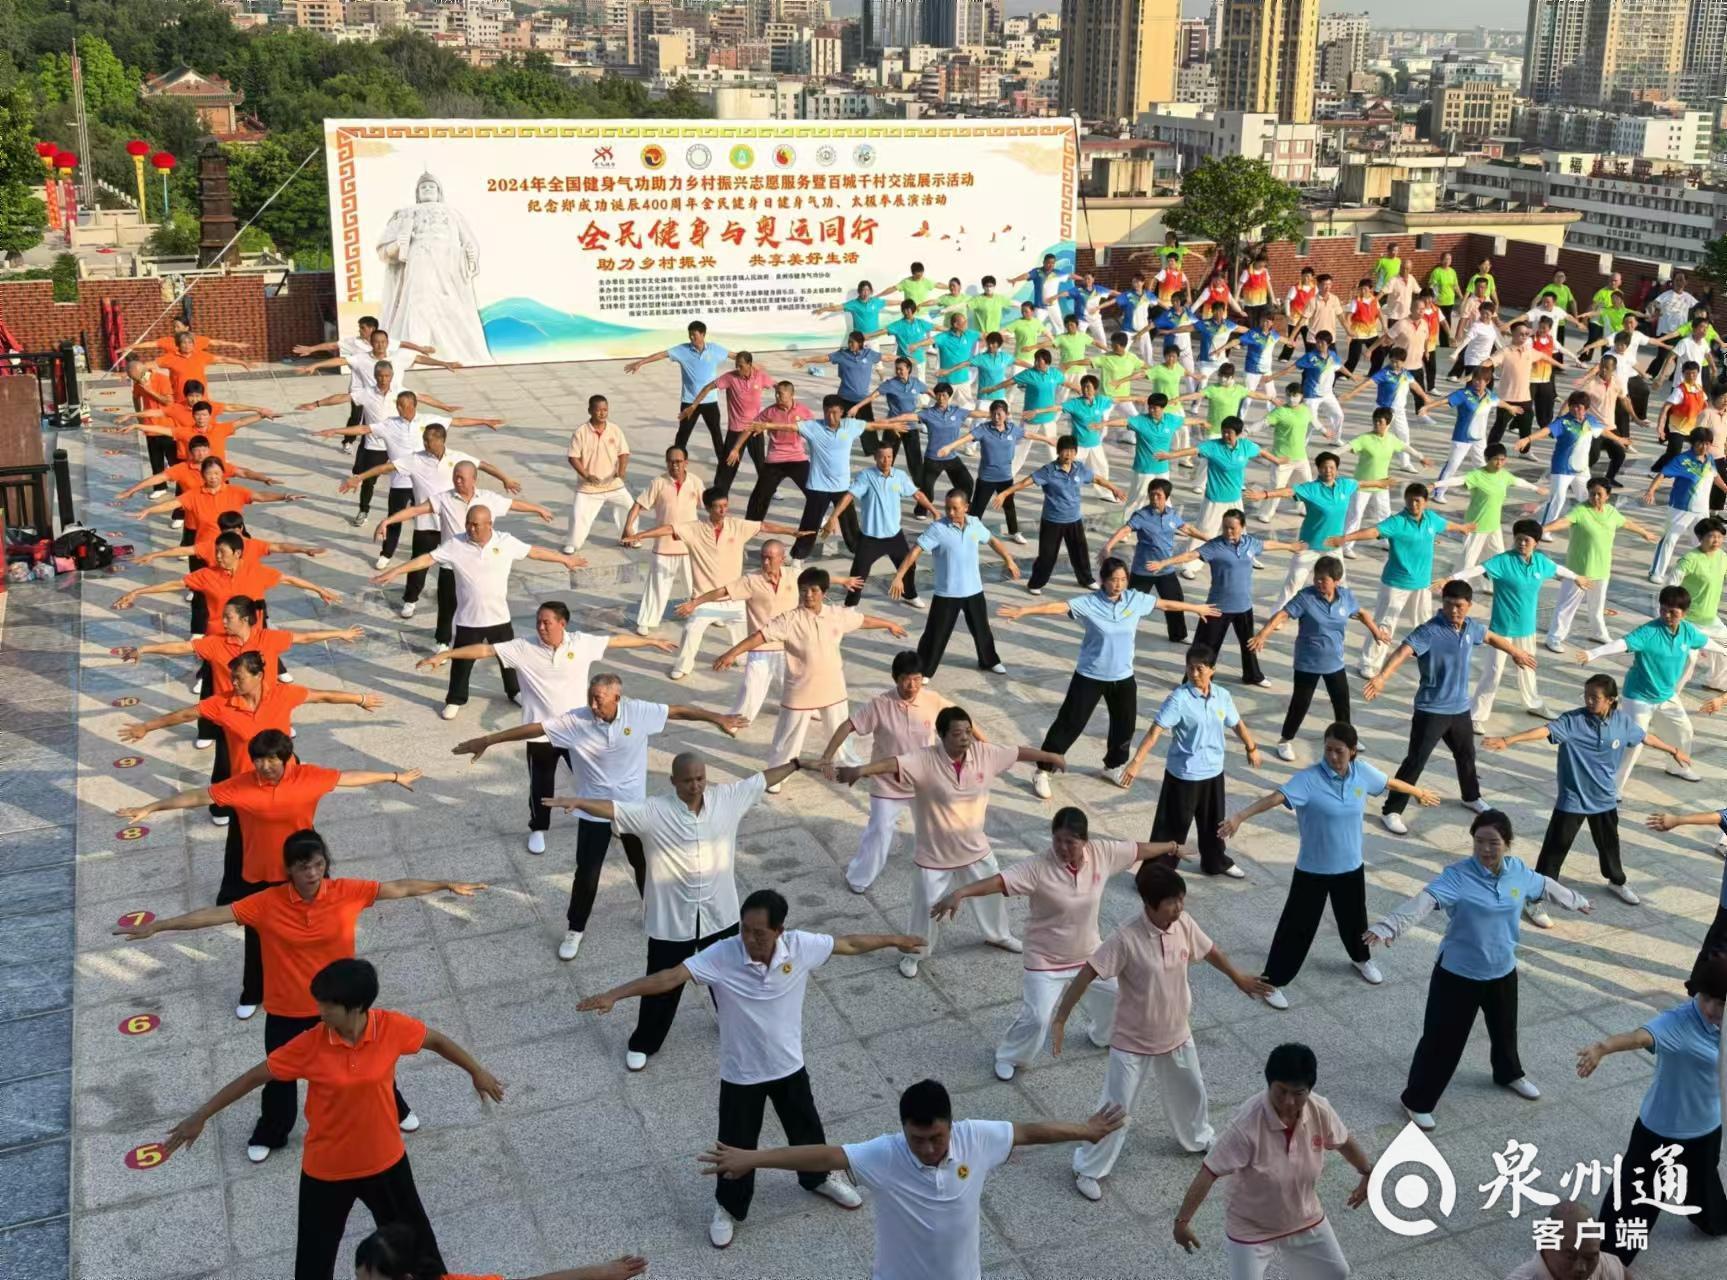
[355,1223,647,1280]
[135,454,300,536]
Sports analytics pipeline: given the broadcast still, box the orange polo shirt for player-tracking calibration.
[266,1008,426,1181]
[180,484,254,535]
[197,682,309,776]
[192,627,293,695]
[158,350,214,403]
[154,335,210,355]
[132,369,172,412]
[165,459,234,496]
[161,403,235,461]
[184,561,281,627]
[209,761,341,883]
[230,876,378,1015]
[190,533,273,572]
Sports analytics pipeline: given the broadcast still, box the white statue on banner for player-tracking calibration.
[375,171,491,367]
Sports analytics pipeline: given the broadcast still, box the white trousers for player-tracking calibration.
[908,856,1012,958]
[1032,305,1063,336]
[1617,695,1694,793]
[767,699,848,767]
[1011,436,1055,476]
[1225,1221,1351,1280]
[1360,584,1423,673]
[948,382,976,408]
[730,650,786,723]
[1072,1041,1213,1179]
[1278,548,1330,603]
[636,553,691,630]
[1432,441,1484,501]
[1452,528,1505,576]
[1132,331,1156,365]
[996,966,1118,1070]
[1083,313,1109,347]
[1122,473,1164,518]
[847,794,910,891]
[1546,576,1608,646]
[1183,500,1230,572]
[1312,394,1344,438]
[672,600,748,677]
[1652,507,1700,581]
[1389,405,1417,470]
[1539,474,1587,529]
[1341,489,1391,552]
[567,484,633,550]
[1259,459,1313,520]
[1680,618,1727,692]
[1471,634,1540,721]
[1076,443,1111,485]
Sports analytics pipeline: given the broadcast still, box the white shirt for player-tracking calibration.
[344,342,402,398]
[428,530,531,628]
[843,1119,1016,1280]
[393,448,475,532]
[1461,321,1500,364]
[430,486,512,542]
[494,632,610,734]
[683,929,835,1084]
[368,413,445,490]
[352,379,404,432]
[613,771,766,940]
[543,697,669,818]
[1673,334,1712,372]
[1652,289,1697,335]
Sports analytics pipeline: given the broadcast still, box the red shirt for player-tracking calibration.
[210,761,342,885]
[184,561,281,628]
[192,627,293,695]
[1289,284,1317,316]
[180,484,254,535]
[197,682,308,775]
[267,1009,426,1181]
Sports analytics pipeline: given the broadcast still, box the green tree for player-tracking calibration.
[36,34,139,116]
[224,131,328,260]
[0,83,44,254]
[1164,155,1303,277]
[1701,234,1727,287]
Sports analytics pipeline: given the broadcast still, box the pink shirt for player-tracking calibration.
[717,368,775,430]
[1000,840,1139,971]
[640,471,703,557]
[757,605,864,710]
[673,517,762,593]
[760,403,813,463]
[1089,910,1212,1056]
[895,742,1019,869]
[724,571,799,651]
[1495,345,1538,403]
[850,688,951,800]
[1204,1091,1349,1245]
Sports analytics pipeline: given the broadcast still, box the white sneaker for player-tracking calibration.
[1181,566,1201,580]
[1505,1077,1541,1101]
[625,1050,648,1071]
[433,643,449,655]
[399,601,417,619]
[1101,764,1127,787]
[399,1111,421,1133]
[1263,987,1289,1010]
[277,671,295,683]
[1404,1106,1437,1132]
[994,1060,1016,1081]
[988,935,1025,954]
[1527,703,1556,720]
[1713,837,1727,859]
[374,555,390,571]
[1353,959,1384,985]
[170,517,184,531]
[193,737,214,750]
[897,954,920,979]
[1465,797,1491,814]
[668,667,688,681]
[635,625,652,637]
[812,1175,863,1209]
[1341,546,1358,559]
[187,674,204,695]
[1471,721,1487,736]
[1221,865,1247,879]
[246,1144,271,1164]
[1381,813,1409,835]
[1666,763,1704,782]
[1032,769,1053,799]
[1608,882,1641,906]
[561,545,577,556]
[235,1003,257,1021]
[527,831,546,855]
[1074,1174,1103,1202]
[709,1206,735,1249]
[1543,637,1566,654]
[1011,532,1028,545]
[989,662,1007,674]
[905,597,927,611]
[1524,902,1553,929]
[1275,740,1296,762]
[557,930,582,961]
[1026,586,1042,595]
[210,813,229,827]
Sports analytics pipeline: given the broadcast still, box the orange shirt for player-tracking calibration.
[191,533,273,571]
[184,561,281,627]
[197,682,309,776]
[209,761,341,883]
[162,402,235,460]
[155,335,210,354]
[165,458,234,496]
[192,627,293,694]
[230,877,378,1015]
[444,1274,505,1280]
[266,1008,426,1181]
[180,484,254,535]
[1346,298,1380,338]
[157,350,214,403]
[132,369,172,412]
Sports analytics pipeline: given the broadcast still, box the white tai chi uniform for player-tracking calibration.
[632,469,702,631]
[842,686,950,892]
[896,742,1021,959]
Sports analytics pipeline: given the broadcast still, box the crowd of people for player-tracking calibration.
[98,244,1727,1280]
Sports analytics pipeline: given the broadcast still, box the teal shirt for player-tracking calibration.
[1622,620,1710,704]
[1292,477,1358,547]
[1063,395,1114,448]
[885,317,935,360]
[1376,509,1447,590]
[1127,412,1183,475]
[933,332,976,384]
[1197,437,1261,503]
[971,350,1015,395]
[1014,367,1067,424]
[1481,551,1558,638]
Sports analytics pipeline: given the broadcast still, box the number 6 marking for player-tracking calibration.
[119,1013,160,1036]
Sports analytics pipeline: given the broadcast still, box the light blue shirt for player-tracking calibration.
[1199,534,1262,614]
[1481,551,1558,638]
[1292,477,1358,546]
[1127,505,1184,576]
[1405,614,1487,715]
[848,468,917,539]
[916,517,991,598]
[1069,589,1160,681]
[1279,759,1389,875]
[667,342,729,404]
[1547,707,1644,815]
[1063,396,1114,448]
[885,317,935,360]
[1032,460,1094,524]
[799,418,867,492]
[1376,509,1447,590]
[1014,367,1067,423]
[1155,682,1239,782]
[1639,1001,1722,1140]
[1127,412,1183,475]
[969,421,1024,483]
[972,350,1015,393]
[1282,584,1359,674]
[842,296,886,334]
[1427,854,1546,981]
[878,376,927,417]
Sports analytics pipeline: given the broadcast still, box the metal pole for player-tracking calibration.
[69,44,95,208]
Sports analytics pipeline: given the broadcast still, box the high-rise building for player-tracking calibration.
[1576,0,1686,104]
[1315,11,1369,90]
[1521,0,1589,102]
[1430,80,1515,141]
[1214,0,1319,124]
[1680,0,1727,102]
[922,0,986,44]
[1057,0,1180,124]
[1178,17,1210,66]
[862,0,923,52]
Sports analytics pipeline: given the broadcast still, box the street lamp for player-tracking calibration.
[150,151,177,219]
[125,139,150,218]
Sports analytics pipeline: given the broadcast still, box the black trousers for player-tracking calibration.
[1601,1120,1727,1264]
[1713,458,1727,513]
[526,741,570,833]
[629,922,740,1057]
[184,523,207,634]
[845,532,916,603]
[202,672,229,808]
[379,486,414,559]
[1195,610,1263,684]
[295,1154,442,1280]
[1532,381,1557,429]
[432,568,457,646]
[676,401,725,461]
[745,459,809,522]
[1487,402,1533,445]
[1344,337,1374,373]
[715,1068,829,1220]
[146,433,177,509]
[256,1011,410,1148]
[351,443,387,516]
[1039,672,1136,770]
[971,476,1020,535]
[1262,866,1370,987]
[1694,904,1727,987]
[1402,962,1522,1113]
[918,456,974,504]
[1591,430,1630,484]
[1130,571,1188,641]
[864,424,921,476]
[401,529,441,605]
[791,489,860,561]
[714,428,766,499]
[567,819,647,931]
[215,833,270,1008]
[1535,808,1624,886]
[1028,518,1092,590]
[1383,710,1478,814]
[917,592,1000,675]
[445,622,519,706]
[1151,772,1233,874]
[1281,668,1350,741]
[1646,344,1675,382]
[1422,351,1438,390]
[1647,432,1688,477]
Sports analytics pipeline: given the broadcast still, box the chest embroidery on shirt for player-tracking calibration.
[956,1165,969,1179]
[623,728,633,736]
[781,963,793,974]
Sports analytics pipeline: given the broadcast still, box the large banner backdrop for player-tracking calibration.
[324,118,1077,367]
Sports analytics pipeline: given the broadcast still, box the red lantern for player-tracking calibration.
[54,151,76,171]
[150,152,176,171]
[35,141,57,159]
[125,139,150,158]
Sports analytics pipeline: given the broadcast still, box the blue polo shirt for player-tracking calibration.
[1031,460,1094,523]
[1660,451,1714,510]
[1154,309,1194,344]
[1295,350,1341,397]
[1238,327,1276,375]
[1427,854,1547,981]
[1280,758,1390,875]
[969,421,1024,483]
[1622,620,1710,704]
[1639,1000,1722,1140]
[1014,367,1066,424]
[1376,509,1447,590]
[1069,589,1161,681]
[799,418,867,492]
[1370,368,1415,410]
[1063,396,1114,448]
[847,468,917,539]
[1127,412,1183,476]
[918,404,973,455]
[1197,437,1260,503]
[1193,319,1236,363]
[1548,414,1599,477]
[667,342,729,404]
[842,296,886,334]
[972,350,1015,394]
[878,376,927,417]
[1282,584,1360,674]
[832,348,881,402]
[1155,682,1239,781]
[1292,477,1358,546]
[1127,505,1184,576]
[916,517,990,597]
[932,332,977,384]
[1547,707,1644,815]
[1480,551,1558,638]
[1199,535,1262,614]
[1446,386,1496,442]
[885,317,935,360]
[1405,615,1487,714]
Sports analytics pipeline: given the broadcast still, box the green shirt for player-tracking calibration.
[1092,353,1146,399]
[1481,550,1558,638]
[968,293,1011,335]
[1428,266,1459,307]
[896,276,938,305]
[1002,317,1047,351]
[1265,404,1313,458]
[1563,502,1624,579]
[1535,283,1575,313]
[1052,333,1092,366]
[1461,468,1519,530]
[1590,286,1617,314]
[1466,272,1497,300]
[1201,383,1252,433]
[1374,256,1402,289]
[1348,431,1400,482]
[1148,363,1185,403]
[1677,548,1726,623]
[1599,306,1631,334]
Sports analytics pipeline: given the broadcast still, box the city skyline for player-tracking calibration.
[825,0,1524,28]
